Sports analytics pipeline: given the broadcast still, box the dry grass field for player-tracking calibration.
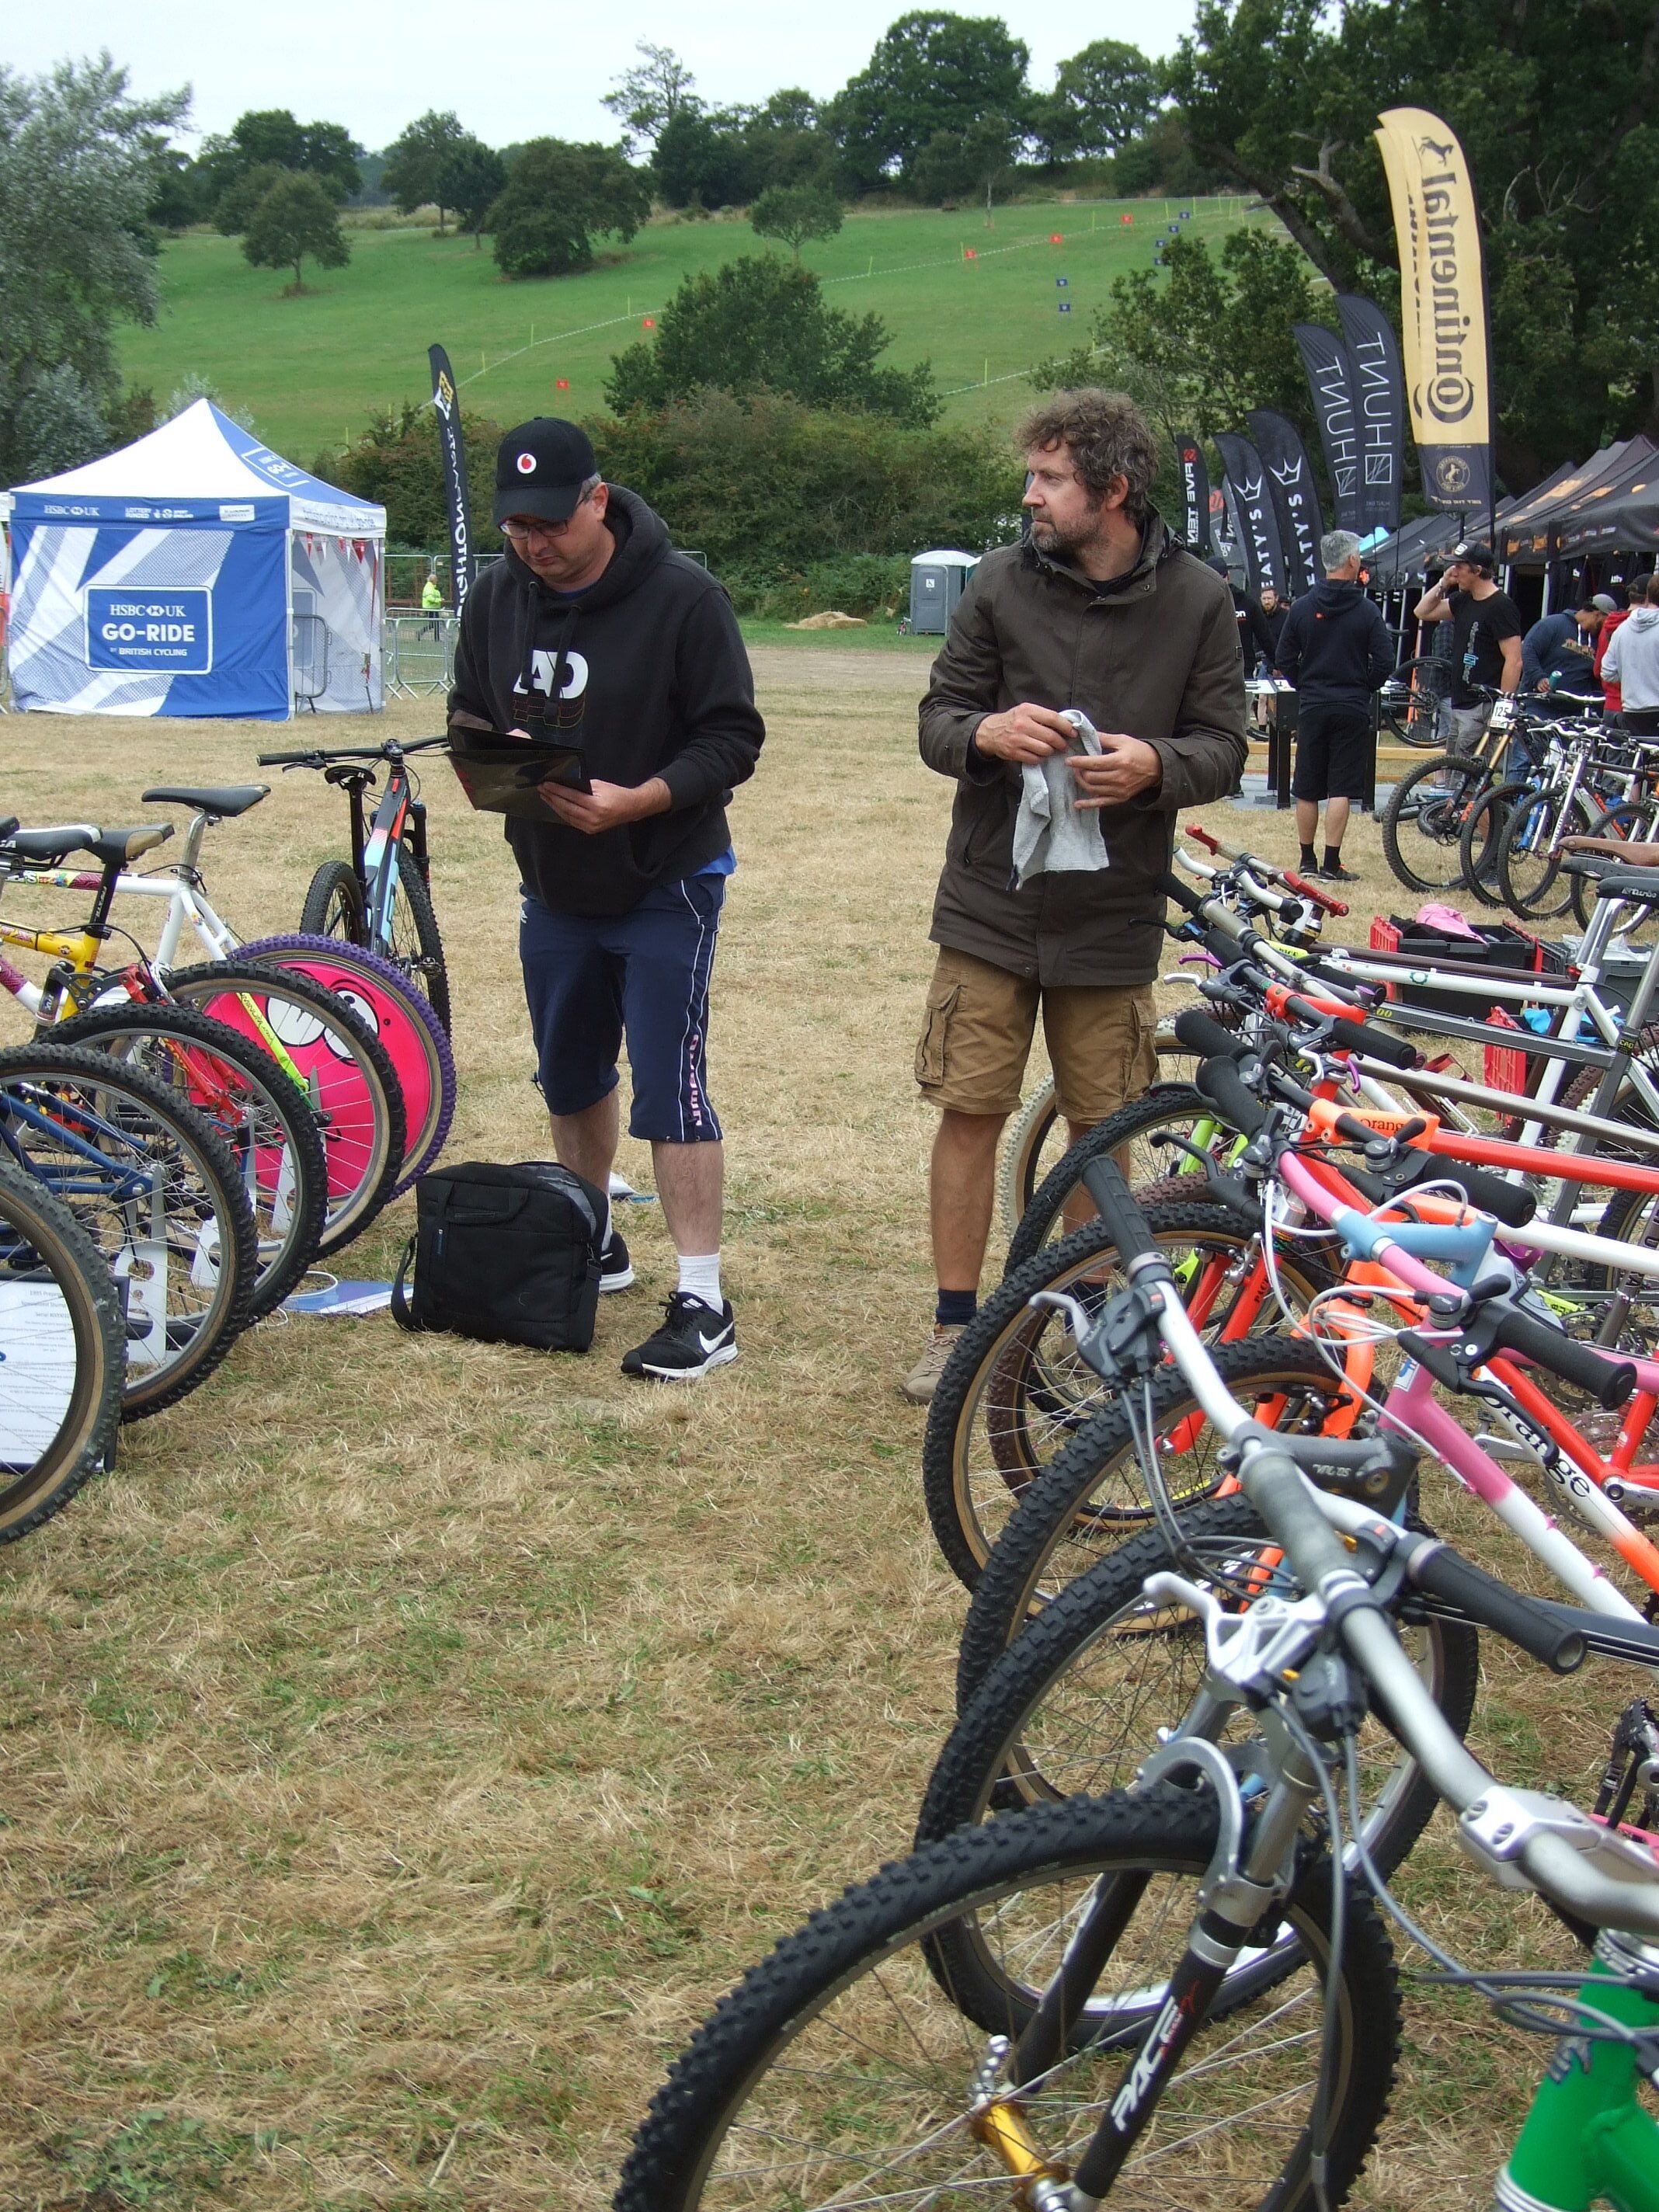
[0,654,1644,2209]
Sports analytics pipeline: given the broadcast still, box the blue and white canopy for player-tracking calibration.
[2,401,386,719]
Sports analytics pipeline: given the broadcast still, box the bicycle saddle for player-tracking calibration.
[1590,867,1659,905]
[0,824,100,865]
[84,823,175,868]
[141,784,270,817]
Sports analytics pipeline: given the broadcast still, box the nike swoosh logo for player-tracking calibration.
[698,1330,730,1353]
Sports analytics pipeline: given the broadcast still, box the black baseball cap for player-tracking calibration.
[493,418,598,527]
[1449,540,1495,574]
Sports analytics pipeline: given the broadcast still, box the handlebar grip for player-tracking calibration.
[256,750,315,766]
[1282,868,1348,916]
[1429,1157,1536,1229]
[1407,1542,1587,1674]
[1172,1007,1247,1059]
[1488,1306,1636,1410]
[1079,1158,1161,1266]
[1195,1054,1268,1139]
[1160,868,1209,918]
[1187,825,1221,853]
[1327,1015,1420,1070]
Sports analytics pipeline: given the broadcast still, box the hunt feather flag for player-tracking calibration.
[1335,294,1407,534]
[1373,108,1493,516]
[1294,323,1363,534]
[427,344,475,614]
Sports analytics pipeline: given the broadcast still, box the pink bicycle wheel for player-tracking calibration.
[235,934,457,1194]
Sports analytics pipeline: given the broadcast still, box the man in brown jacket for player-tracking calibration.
[903,390,1248,1401]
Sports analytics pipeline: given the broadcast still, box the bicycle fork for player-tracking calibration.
[969,1722,1325,2209]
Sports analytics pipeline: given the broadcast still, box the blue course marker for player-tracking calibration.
[1058,300,1072,313]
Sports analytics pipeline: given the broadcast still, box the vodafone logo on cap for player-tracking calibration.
[516,453,537,474]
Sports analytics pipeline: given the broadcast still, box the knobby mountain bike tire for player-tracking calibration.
[0,1042,257,1419]
[300,846,451,1036]
[614,1789,1398,2212]
[163,959,405,1254]
[923,1491,1479,1890]
[955,1334,1354,1704]
[1570,800,1659,940]
[1496,788,1595,919]
[1379,750,1492,895]
[1458,774,1530,908]
[298,859,367,943]
[922,1202,1334,1592]
[232,935,454,1194]
[1004,1081,1216,1274]
[0,1154,123,1543]
[998,1050,1205,1247]
[51,1002,329,1317]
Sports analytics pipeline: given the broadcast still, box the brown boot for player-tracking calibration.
[901,1322,966,1405]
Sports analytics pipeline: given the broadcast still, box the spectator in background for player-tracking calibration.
[1207,554,1275,667]
[420,568,444,638]
[1275,528,1393,882]
[1413,541,1525,748]
[1257,584,1289,666]
[1520,596,1610,697]
[1598,580,1647,715]
[1602,574,1659,736]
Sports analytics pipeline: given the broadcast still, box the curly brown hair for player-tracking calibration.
[1014,390,1159,521]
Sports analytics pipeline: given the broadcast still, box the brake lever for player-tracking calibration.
[1029,1283,1164,1387]
[1148,1132,1263,1225]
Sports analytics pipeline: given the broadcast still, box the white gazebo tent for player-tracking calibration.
[1,400,387,718]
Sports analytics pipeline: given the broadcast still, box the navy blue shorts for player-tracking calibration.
[519,876,725,1143]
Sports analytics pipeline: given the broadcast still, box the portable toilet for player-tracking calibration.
[909,549,979,634]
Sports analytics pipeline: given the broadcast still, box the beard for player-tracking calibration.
[1029,508,1103,558]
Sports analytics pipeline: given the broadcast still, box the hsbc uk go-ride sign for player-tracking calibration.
[85,586,213,674]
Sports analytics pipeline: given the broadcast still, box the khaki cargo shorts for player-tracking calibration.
[914,945,1158,1124]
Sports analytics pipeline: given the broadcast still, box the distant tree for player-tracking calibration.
[652,109,760,209]
[241,171,351,293]
[437,138,506,248]
[197,109,360,210]
[605,255,938,426]
[602,41,697,153]
[832,12,1031,190]
[165,371,256,431]
[315,402,504,549]
[0,54,189,483]
[214,162,292,235]
[909,111,1020,218]
[750,183,843,258]
[489,139,652,278]
[144,141,203,228]
[1033,40,1161,162]
[383,109,467,230]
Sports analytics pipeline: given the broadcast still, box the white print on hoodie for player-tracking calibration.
[1604,606,1659,712]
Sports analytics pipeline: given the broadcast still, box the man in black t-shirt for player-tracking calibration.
[1414,541,1524,750]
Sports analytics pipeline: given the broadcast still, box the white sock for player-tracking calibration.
[676,1251,722,1310]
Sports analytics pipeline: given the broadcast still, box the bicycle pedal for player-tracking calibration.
[1605,1478,1659,1525]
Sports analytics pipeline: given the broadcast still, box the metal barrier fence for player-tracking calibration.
[384,613,457,697]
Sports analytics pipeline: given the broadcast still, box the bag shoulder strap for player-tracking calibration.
[390,1233,419,1330]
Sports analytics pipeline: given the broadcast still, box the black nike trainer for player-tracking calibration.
[621,1292,738,1380]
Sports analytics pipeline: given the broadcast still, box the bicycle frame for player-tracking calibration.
[1501,1941,1659,2212]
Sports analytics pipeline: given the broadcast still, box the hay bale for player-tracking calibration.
[784,610,868,631]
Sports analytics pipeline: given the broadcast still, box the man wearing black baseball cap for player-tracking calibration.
[1414,541,1524,750]
[449,418,764,1380]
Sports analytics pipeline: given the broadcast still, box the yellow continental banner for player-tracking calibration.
[1374,107,1493,515]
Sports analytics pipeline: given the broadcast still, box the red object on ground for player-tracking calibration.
[1369,917,1401,953]
[555,378,570,391]
[642,317,656,329]
[1484,1006,1529,1094]
[1121,212,1133,224]
[1049,232,1063,243]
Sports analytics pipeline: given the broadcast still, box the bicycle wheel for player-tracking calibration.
[956,1335,1351,1702]
[1378,655,1452,749]
[298,858,367,944]
[1458,776,1529,908]
[1005,1083,1228,1275]
[1569,801,1657,934]
[923,1205,1332,1591]
[380,843,450,1035]
[923,1493,1479,1885]
[998,1077,1062,1237]
[52,1003,329,1317]
[0,1044,256,1419]
[233,935,454,1192]
[162,961,405,1256]
[0,1155,123,1542]
[1379,751,1491,894]
[1497,788,1593,918]
[615,1790,1398,2212]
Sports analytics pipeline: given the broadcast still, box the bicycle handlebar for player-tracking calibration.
[256,734,449,768]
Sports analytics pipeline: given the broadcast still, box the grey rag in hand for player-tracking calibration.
[1010,711,1111,887]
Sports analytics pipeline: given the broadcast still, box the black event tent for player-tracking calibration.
[1500,439,1657,566]
[1557,444,1659,557]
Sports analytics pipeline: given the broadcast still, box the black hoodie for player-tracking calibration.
[1273,578,1393,710]
[448,486,764,916]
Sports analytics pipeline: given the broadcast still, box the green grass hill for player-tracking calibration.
[118,196,1265,461]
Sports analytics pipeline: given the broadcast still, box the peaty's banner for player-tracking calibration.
[1175,433,1211,553]
[1335,294,1407,535]
[427,344,475,615]
[1214,430,1287,601]
[1294,324,1363,534]
[1246,409,1324,596]
[1373,107,1493,516]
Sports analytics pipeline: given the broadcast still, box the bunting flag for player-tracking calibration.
[1175,433,1211,554]
[1294,323,1363,534]
[1373,108,1494,516]
[1246,410,1325,596]
[1214,431,1287,600]
[427,344,475,614]
[1335,294,1407,534]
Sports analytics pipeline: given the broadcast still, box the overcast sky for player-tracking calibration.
[6,2,1199,151]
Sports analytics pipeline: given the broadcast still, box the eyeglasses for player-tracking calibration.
[501,491,593,544]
